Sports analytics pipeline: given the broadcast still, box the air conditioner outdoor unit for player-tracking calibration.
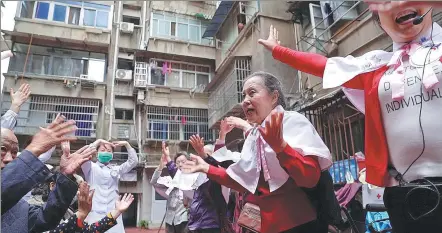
[120,22,134,33]
[137,90,145,104]
[116,69,133,80]
[215,39,222,49]
[80,74,89,80]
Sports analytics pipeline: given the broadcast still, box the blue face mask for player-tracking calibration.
[97,152,113,164]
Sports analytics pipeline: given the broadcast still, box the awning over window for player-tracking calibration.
[202,1,235,38]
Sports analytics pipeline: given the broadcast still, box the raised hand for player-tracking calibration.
[10,83,31,113]
[220,119,234,139]
[115,193,135,212]
[26,114,77,156]
[189,135,206,158]
[60,145,96,175]
[112,141,129,147]
[182,154,210,174]
[161,141,171,162]
[258,110,287,154]
[258,25,281,52]
[76,182,94,221]
[225,116,251,132]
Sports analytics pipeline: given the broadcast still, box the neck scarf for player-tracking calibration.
[226,105,332,193]
[323,22,442,113]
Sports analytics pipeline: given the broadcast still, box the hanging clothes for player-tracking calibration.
[181,116,187,125]
[168,62,172,74]
[162,62,168,75]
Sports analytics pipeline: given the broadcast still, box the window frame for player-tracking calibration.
[147,59,211,89]
[150,11,212,45]
[23,1,111,29]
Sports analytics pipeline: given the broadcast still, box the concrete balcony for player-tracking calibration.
[147,37,216,60]
[13,17,111,47]
[120,27,143,50]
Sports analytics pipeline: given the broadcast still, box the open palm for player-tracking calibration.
[258,25,281,52]
[60,146,96,175]
[116,193,135,212]
[182,154,209,174]
[189,135,205,157]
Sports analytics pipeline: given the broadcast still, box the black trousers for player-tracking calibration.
[190,228,220,233]
[166,222,189,233]
[280,219,328,233]
[383,179,442,233]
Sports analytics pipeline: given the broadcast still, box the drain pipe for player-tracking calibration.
[140,1,147,49]
[108,1,122,140]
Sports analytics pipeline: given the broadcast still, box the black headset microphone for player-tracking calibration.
[413,8,433,25]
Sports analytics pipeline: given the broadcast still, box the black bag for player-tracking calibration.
[302,170,343,226]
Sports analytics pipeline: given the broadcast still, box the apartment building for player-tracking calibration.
[1,0,308,228]
[0,0,218,228]
[284,1,442,184]
[205,1,302,141]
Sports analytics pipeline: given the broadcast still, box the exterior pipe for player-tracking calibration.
[108,1,122,140]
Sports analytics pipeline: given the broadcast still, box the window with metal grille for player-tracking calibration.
[147,106,214,142]
[1,95,100,137]
[208,57,251,127]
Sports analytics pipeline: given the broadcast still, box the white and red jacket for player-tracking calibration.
[272,23,442,187]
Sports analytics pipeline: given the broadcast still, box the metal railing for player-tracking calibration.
[1,95,99,138]
[299,92,364,184]
[147,106,216,142]
[208,57,251,127]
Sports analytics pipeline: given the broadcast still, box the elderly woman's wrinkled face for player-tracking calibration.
[242,76,277,124]
[378,4,432,43]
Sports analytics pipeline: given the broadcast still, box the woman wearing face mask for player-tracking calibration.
[81,139,138,233]
[182,72,332,233]
[151,142,190,233]
[260,1,442,232]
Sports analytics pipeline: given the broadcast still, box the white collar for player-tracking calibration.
[393,23,442,52]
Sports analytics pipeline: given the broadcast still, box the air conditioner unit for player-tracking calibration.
[80,74,89,80]
[120,22,134,33]
[137,90,145,104]
[215,39,222,49]
[116,69,133,80]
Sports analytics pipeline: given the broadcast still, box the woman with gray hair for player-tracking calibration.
[183,72,332,233]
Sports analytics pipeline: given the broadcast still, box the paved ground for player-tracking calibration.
[125,227,165,233]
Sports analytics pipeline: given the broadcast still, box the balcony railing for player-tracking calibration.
[147,106,216,142]
[1,95,99,138]
[111,151,163,167]
[299,92,363,184]
[208,57,251,128]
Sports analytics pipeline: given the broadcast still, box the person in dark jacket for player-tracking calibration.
[1,114,95,233]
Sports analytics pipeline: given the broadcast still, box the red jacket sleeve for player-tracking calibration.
[276,144,321,188]
[272,45,327,78]
[272,45,366,90]
[207,165,249,193]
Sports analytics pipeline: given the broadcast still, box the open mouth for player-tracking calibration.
[395,10,418,24]
[245,108,255,116]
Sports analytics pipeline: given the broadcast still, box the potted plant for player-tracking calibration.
[138,220,149,229]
